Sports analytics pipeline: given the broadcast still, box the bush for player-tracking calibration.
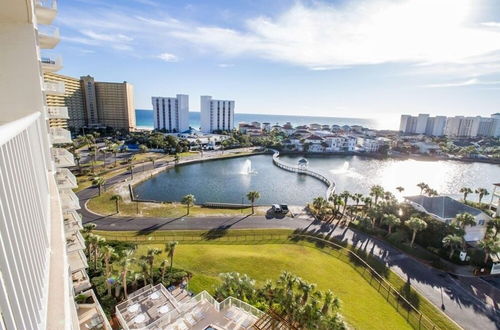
[387,231,409,244]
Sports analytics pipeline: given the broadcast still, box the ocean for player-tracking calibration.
[135,109,393,131]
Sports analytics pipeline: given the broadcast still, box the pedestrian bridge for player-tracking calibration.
[270,149,335,198]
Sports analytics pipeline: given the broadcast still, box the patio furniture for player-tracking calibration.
[134,313,146,324]
[159,305,170,314]
[127,304,139,313]
[150,291,160,300]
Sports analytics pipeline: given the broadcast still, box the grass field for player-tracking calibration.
[95,229,459,330]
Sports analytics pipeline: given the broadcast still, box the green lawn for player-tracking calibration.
[132,243,411,330]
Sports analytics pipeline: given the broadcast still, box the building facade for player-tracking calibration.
[0,1,109,329]
[152,95,189,132]
[200,96,235,133]
[44,72,86,130]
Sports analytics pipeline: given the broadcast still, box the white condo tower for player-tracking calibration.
[152,95,189,132]
[200,96,235,133]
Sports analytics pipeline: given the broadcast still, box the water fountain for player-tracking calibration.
[241,159,257,174]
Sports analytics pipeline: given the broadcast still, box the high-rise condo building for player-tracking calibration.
[44,72,86,130]
[152,95,189,132]
[425,116,447,136]
[200,95,235,133]
[444,116,481,137]
[0,1,109,329]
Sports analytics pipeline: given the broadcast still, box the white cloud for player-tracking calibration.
[80,30,133,42]
[157,52,179,62]
[481,22,500,28]
[217,63,234,68]
[168,0,500,70]
[423,78,500,88]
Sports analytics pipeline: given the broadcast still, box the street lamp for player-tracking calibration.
[136,194,140,214]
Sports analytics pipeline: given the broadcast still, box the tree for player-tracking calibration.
[382,214,401,235]
[181,194,195,215]
[339,191,351,216]
[406,217,427,247]
[396,186,404,193]
[455,212,476,230]
[460,187,473,203]
[477,238,500,264]
[246,191,261,214]
[110,194,122,213]
[475,188,489,204]
[101,245,117,296]
[119,249,135,299]
[417,182,429,195]
[369,185,384,204]
[160,259,169,282]
[127,164,134,180]
[165,241,178,272]
[74,152,81,173]
[111,145,119,166]
[139,144,148,153]
[141,248,161,285]
[92,176,105,196]
[312,196,328,218]
[174,154,180,164]
[488,218,500,239]
[425,188,438,197]
[442,234,463,259]
[148,157,156,168]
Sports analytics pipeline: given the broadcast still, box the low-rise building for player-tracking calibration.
[405,196,490,242]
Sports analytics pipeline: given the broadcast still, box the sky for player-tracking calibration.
[52,0,500,128]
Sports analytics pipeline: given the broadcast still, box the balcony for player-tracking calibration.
[64,211,83,232]
[68,249,88,273]
[35,0,58,25]
[41,55,63,72]
[46,106,69,119]
[56,168,77,189]
[72,270,91,294]
[60,188,80,211]
[77,290,112,330]
[38,26,60,49]
[51,147,75,167]
[50,127,72,144]
[43,81,65,95]
[66,231,85,253]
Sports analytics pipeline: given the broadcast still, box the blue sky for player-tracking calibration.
[52,0,500,128]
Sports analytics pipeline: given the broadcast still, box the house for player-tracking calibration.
[358,138,380,152]
[309,123,322,130]
[404,195,491,242]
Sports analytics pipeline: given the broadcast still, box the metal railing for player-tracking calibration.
[45,106,69,119]
[36,0,57,10]
[43,81,65,95]
[60,188,80,211]
[51,147,75,166]
[49,127,71,144]
[56,168,77,188]
[99,232,440,330]
[40,55,63,72]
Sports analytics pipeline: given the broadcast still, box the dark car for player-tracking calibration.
[279,204,289,214]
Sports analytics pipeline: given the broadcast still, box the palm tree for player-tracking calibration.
[382,214,401,235]
[111,145,119,166]
[137,260,149,286]
[148,157,156,168]
[74,152,81,173]
[181,194,196,215]
[369,185,384,204]
[442,234,463,259]
[101,245,117,296]
[119,249,135,299]
[165,241,178,272]
[396,186,404,193]
[110,194,122,213]
[406,217,427,247]
[127,165,134,180]
[416,182,429,195]
[159,259,169,282]
[475,188,489,204]
[488,218,500,239]
[339,191,350,216]
[141,248,162,285]
[460,187,473,203]
[139,144,148,153]
[425,188,438,197]
[82,223,96,235]
[477,238,500,264]
[246,191,261,214]
[92,176,105,196]
[455,212,476,229]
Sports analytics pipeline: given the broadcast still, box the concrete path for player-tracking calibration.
[76,153,500,330]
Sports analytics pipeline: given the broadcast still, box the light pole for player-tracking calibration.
[136,194,140,214]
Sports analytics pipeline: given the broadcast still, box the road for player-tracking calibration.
[76,153,500,330]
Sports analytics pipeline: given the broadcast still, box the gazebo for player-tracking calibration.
[297,158,309,170]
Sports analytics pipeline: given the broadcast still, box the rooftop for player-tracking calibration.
[404,195,483,219]
[116,284,264,330]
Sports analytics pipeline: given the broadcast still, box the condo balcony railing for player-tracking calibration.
[60,188,80,211]
[51,147,75,167]
[64,211,83,233]
[66,230,85,253]
[68,249,88,273]
[45,106,69,119]
[38,25,60,49]
[77,290,112,330]
[43,81,65,95]
[55,168,77,189]
[35,0,58,25]
[41,55,63,72]
[49,127,72,144]
[72,269,91,295]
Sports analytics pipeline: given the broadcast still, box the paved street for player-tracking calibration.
[77,153,500,330]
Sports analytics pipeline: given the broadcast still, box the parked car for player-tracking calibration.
[280,205,289,214]
[271,204,282,213]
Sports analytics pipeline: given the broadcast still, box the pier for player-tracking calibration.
[270,150,336,198]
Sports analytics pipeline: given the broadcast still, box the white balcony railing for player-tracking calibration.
[55,168,77,189]
[60,188,80,211]
[72,269,91,294]
[50,127,72,144]
[35,0,58,25]
[41,55,63,72]
[38,26,60,49]
[51,148,75,167]
[43,81,65,95]
[66,231,85,253]
[64,210,82,229]
[45,106,69,119]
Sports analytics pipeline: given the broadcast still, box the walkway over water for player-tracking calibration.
[270,149,335,198]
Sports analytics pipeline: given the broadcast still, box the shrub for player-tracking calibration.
[387,231,409,245]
